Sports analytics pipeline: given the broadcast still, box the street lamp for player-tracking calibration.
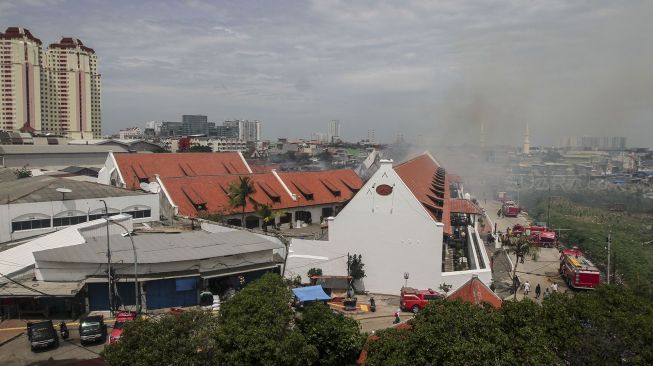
[99,200,113,315]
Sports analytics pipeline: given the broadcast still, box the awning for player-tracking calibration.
[292,285,330,302]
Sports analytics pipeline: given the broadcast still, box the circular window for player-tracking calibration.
[376,184,393,196]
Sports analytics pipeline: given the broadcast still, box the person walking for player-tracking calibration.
[523,281,531,296]
[535,284,541,299]
[393,309,401,324]
[551,282,558,293]
[543,288,551,299]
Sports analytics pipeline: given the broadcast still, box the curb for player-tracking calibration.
[0,331,24,347]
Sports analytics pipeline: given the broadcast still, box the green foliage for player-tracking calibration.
[227,176,256,227]
[348,254,366,280]
[365,299,561,366]
[298,302,364,366]
[251,200,279,231]
[215,273,318,365]
[187,145,213,152]
[438,283,452,295]
[522,191,653,299]
[13,165,32,179]
[307,267,323,278]
[101,310,220,366]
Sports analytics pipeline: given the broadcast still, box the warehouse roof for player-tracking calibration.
[0,176,148,204]
[0,145,128,154]
[33,230,284,264]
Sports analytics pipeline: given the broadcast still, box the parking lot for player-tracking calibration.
[0,327,105,366]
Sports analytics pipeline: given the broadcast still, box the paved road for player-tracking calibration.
[0,328,105,366]
[480,200,569,301]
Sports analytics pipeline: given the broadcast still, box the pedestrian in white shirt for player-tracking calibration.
[523,281,531,296]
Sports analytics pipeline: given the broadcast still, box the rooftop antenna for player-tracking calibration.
[55,187,72,200]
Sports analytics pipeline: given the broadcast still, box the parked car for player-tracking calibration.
[109,311,137,344]
[28,320,59,351]
[79,315,107,345]
[400,287,443,313]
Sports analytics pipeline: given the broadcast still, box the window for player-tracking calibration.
[12,218,51,232]
[53,215,87,227]
[88,212,120,221]
[123,209,151,219]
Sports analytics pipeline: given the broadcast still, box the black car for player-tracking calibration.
[28,320,59,351]
[79,315,107,344]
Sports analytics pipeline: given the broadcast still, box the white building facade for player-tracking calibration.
[285,154,492,294]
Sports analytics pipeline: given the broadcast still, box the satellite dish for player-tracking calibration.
[148,182,161,193]
[139,182,150,192]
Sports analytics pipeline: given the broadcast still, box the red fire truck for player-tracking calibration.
[502,201,521,217]
[559,248,601,289]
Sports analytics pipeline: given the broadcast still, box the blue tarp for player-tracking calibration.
[292,285,331,303]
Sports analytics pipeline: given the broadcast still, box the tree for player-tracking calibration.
[13,165,32,179]
[364,299,561,366]
[101,310,220,366]
[298,302,364,366]
[498,232,539,299]
[251,200,278,231]
[214,273,319,365]
[348,254,366,280]
[227,176,256,227]
[307,267,323,278]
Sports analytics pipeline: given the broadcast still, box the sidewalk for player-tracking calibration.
[0,319,27,346]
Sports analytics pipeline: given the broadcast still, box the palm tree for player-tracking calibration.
[228,176,256,227]
[497,232,539,300]
[251,200,278,232]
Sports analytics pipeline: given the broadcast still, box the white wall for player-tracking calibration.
[97,152,123,187]
[0,193,159,243]
[290,161,444,295]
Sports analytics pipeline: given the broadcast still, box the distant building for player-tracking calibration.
[0,144,128,169]
[0,27,102,138]
[182,114,208,135]
[559,136,627,150]
[224,119,261,142]
[119,127,143,139]
[328,120,341,142]
[160,121,183,137]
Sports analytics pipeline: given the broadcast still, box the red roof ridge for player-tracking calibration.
[447,276,502,308]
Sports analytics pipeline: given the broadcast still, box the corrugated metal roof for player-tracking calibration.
[0,176,148,204]
[0,145,129,154]
[34,230,284,264]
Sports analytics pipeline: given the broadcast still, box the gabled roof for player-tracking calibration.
[113,152,251,189]
[276,170,362,207]
[393,153,452,234]
[449,198,483,215]
[161,173,294,217]
[161,169,363,217]
[447,276,502,309]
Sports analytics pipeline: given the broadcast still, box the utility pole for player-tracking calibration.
[606,228,611,285]
[546,185,551,228]
[100,200,113,314]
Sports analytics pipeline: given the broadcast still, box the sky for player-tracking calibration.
[2,0,653,146]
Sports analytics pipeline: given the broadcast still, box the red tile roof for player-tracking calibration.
[394,153,452,235]
[447,276,502,309]
[449,198,483,215]
[162,169,362,217]
[276,170,363,207]
[114,152,250,189]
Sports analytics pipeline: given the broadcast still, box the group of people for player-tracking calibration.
[523,280,559,300]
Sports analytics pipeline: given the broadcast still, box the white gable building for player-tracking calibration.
[286,153,491,294]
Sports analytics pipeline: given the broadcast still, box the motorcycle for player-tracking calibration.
[59,321,69,340]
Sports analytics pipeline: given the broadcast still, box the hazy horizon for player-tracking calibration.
[3,0,652,147]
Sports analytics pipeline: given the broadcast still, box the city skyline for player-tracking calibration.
[2,1,653,146]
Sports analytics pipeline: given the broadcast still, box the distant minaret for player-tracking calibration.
[480,121,486,149]
[522,123,530,154]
